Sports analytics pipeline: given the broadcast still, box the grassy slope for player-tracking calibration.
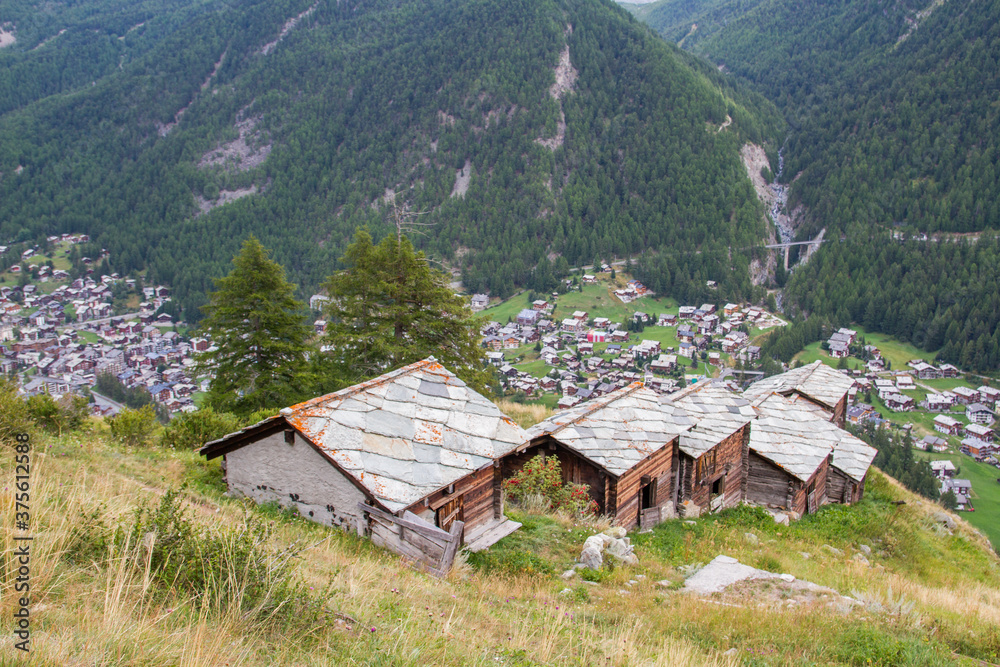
[3,425,999,665]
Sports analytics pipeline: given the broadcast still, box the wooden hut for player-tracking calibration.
[501,383,692,530]
[826,430,877,504]
[744,361,854,427]
[745,393,837,516]
[199,358,527,575]
[666,382,755,515]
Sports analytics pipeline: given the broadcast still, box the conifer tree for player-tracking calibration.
[196,237,310,416]
[323,230,488,391]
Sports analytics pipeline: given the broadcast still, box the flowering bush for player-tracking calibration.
[503,454,599,517]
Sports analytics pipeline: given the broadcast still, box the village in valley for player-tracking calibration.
[0,236,207,416]
[4,239,999,552]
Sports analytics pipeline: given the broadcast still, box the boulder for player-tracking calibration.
[580,544,603,570]
[679,500,701,519]
[933,511,956,530]
[821,544,843,557]
[772,512,790,526]
[858,544,872,556]
[744,532,759,546]
[852,553,870,567]
[604,526,627,540]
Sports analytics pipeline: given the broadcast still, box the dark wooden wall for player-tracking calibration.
[614,438,676,529]
[501,438,608,512]
[794,456,830,515]
[832,395,848,429]
[405,465,496,538]
[827,467,863,504]
[746,451,796,510]
[675,424,751,512]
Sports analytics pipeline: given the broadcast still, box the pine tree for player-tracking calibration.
[323,229,489,391]
[196,237,310,416]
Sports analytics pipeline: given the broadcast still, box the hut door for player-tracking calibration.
[806,481,817,514]
[437,496,464,532]
[640,476,657,511]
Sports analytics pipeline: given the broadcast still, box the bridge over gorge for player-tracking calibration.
[765,234,826,271]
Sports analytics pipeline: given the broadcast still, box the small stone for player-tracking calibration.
[560,588,572,595]
[635,574,646,580]
[584,581,599,586]
[628,579,638,585]
[933,511,956,530]
[683,520,697,526]
[772,513,790,526]
[744,532,759,546]
[656,580,672,588]
[580,545,603,570]
[852,553,870,567]
[724,648,738,656]
[780,573,795,582]
[604,526,627,540]
[858,544,872,556]
[821,544,843,557]
[799,552,811,559]
[561,570,577,580]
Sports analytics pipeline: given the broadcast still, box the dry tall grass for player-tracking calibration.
[494,400,554,429]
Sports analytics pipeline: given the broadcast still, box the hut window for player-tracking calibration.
[284,429,295,445]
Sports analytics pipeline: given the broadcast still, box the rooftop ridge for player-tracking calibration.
[536,381,647,438]
[283,357,441,415]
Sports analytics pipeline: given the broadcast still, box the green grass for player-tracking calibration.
[914,449,1000,550]
[77,330,100,344]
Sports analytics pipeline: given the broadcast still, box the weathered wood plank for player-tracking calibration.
[360,503,455,541]
[438,520,465,574]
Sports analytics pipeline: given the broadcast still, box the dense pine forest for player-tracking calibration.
[0,0,783,320]
[627,0,1000,237]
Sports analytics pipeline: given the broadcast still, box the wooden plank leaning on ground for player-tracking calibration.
[359,502,464,577]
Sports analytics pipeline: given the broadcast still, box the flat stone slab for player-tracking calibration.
[682,554,782,595]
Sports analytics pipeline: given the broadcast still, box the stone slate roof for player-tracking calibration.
[203,358,527,513]
[523,383,693,477]
[747,393,838,482]
[667,381,755,458]
[743,360,854,410]
[829,429,878,482]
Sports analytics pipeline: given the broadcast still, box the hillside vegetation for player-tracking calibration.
[3,418,999,665]
[0,0,783,318]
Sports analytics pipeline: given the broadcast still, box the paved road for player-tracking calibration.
[57,311,139,332]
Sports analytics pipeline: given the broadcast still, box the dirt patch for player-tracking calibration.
[715,114,732,133]
[198,110,271,172]
[195,186,258,216]
[260,2,318,55]
[897,0,946,46]
[437,111,456,127]
[0,24,15,48]
[549,45,577,101]
[451,160,472,198]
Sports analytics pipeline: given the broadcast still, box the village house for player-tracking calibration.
[978,386,1000,408]
[938,363,960,378]
[846,403,878,425]
[200,359,528,574]
[941,478,973,510]
[517,309,539,326]
[933,414,964,436]
[911,362,941,379]
[883,393,915,412]
[744,361,854,427]
[470,294,489,312]
[920,435,948,452]
[930,460,957,480]
[926,393,954,412]
[667,383,754,516]
[501,383,691,530]
[966,403,994,425]
[952,386,980,405]
[964,422,993,442]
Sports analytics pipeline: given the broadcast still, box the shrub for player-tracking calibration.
[0,377,32,445]
[502,454,598,517]
[107,405,158,447]
[26,392,89,435]
[65,490,322,629]
[160,408,243,450]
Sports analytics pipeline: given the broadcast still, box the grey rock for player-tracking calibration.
[744,532,759,546]
[772,512,790,526]
[933,511,956,530]
[852,553,870,567]
[561,569,577,580]
[580,545,603,570]
[821,544,843,557]
[604,526,627,540]
[683,520,697,527]
[858,544,872,556]
[780,573,795,583]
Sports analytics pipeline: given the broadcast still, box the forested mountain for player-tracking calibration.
[624,0,1000,369]
[626,0,1000,239]
[0,0,782,319]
